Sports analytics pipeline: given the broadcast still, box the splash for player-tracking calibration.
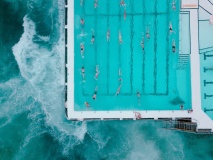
[10,0,87,155]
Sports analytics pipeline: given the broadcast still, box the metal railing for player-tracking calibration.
[163,120,197,132]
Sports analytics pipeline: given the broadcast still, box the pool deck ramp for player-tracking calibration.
[65,0,213,133]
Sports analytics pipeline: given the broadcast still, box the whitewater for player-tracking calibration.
[0,0,213,159]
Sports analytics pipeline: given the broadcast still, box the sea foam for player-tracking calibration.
[11,0,87,155]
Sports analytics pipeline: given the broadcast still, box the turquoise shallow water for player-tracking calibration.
[74,0,191,111]
[0,0,213,159]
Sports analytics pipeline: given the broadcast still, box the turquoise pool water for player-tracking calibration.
[74,0,191,111]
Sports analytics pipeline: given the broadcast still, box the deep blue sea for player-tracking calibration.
[1,0,213,159]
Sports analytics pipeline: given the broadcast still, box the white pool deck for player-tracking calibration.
[66,0,213,132]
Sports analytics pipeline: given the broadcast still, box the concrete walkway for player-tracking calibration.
[200,0,213,14]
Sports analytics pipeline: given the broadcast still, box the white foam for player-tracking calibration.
[124,123,161,160]
[37,35,50,42]
[11,0,87,149]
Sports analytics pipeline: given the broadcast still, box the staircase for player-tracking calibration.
[164,119,197,132]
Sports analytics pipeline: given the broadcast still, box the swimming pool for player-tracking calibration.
[73,0,191,111]
[199,13,213,120]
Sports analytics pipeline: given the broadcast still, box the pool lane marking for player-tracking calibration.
[82,93,167,96]
[118,1,122,88]
[83,12,167,17]
[81,0,86,95]
[142,0,146,94]
[94,5,98,89]
[107,0,110,94]
[154,0,157,94]
[130,0,134,94]
[166,0,170,95]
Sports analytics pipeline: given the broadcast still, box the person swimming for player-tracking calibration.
[172,0,176,11]
[92,86,98,100]
[118,68,122,77]
[172,39,176,53]
[80,18,84,26]
[120,0,125,6]
[80,43,84,58]
[94,0,98,8]
[118,77,122,82]
[81,66,85,77]
[80,0,84,6]
[169,22,173,33]
[85,102,90,107]
[94,65,100,80]
[119,30,123,44]
[118,68,122,82]
[124,9,126,20]
[137,92,140,98]
[137,91,140,106]
[106,29,110,42]
[169,22,175,34]
[146,26,150,39]
[140,36,145,51]
[116,84,122,96]
[91,29,95,44]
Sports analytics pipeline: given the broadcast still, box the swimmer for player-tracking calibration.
[146,26,150,39]
[118,68,122,77]
[172,0,176,11]
[91,29,95,44]
[80,43,84,58]
[120,0,125,6]
[115,84,122,96]
[140,36,145,51]
[118,77,122,82]
[169,22,173,33]
[80,18,84,25]
[119,30,123,44]
[137,92,140,98]
[118,69,122,82]
[172,39,176,53]
[169,22,175,34]
[94,0,98,8]
[81,67,85,79]
[137,91,140,106]
[85,102,90,107]
[80,0,84,6]
[124,9,126,20]
[94,65,100,80]
[92,86,98,100]
[106,28,110,42]
[180,104,184,110]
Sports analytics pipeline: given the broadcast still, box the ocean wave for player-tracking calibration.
[9,0,88,155]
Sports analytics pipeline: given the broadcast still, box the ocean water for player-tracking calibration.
[1,0,213,159]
